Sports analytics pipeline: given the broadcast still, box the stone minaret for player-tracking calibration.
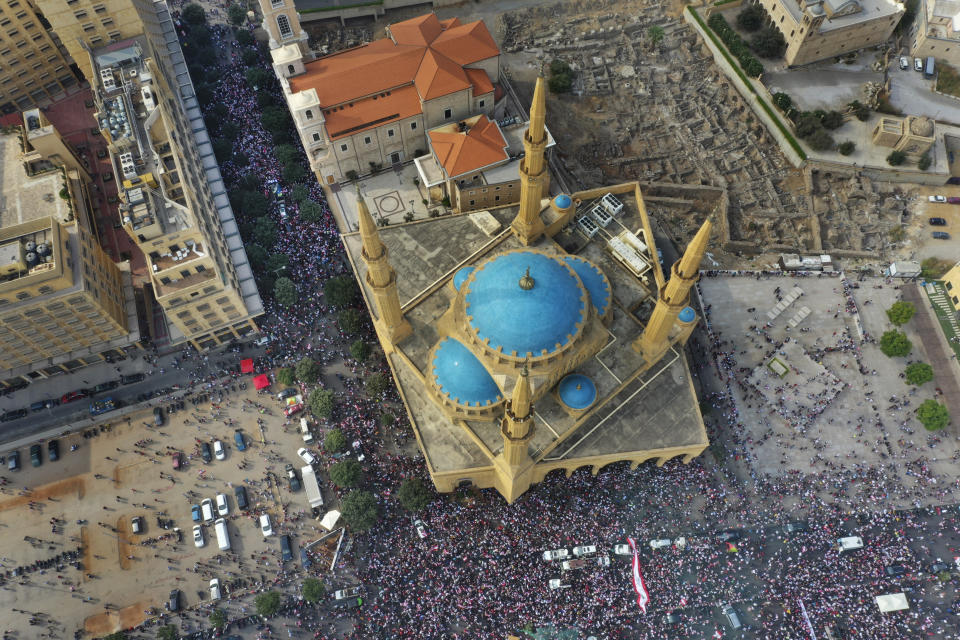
[500,365,534,467]
[256,0,310,57]
[511,73,548,245]
[356,187,412,348]
[632,216,713,364]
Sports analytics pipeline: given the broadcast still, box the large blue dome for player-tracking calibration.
[563,256,611,317]
[432,338,501,407]
[464,251,586,357]
[558,374,597,410]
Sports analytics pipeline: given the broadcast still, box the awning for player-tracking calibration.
[875,593,909,612]
[240,358,254,373]
[320,510,341,531]
[253,374,270,390]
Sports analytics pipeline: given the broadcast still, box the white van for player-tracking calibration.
[837,536,864,553]
[200,498,215,523]
[300,418,314,444]
[214,518,230,551]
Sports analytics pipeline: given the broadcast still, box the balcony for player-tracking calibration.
[155,269,216,298]
[151,241,206,273]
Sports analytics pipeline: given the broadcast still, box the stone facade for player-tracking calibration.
[909,0,960,67]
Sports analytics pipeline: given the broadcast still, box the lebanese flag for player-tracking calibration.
[626,537,650,614]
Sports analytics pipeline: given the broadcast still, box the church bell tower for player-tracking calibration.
[256,0,310,57]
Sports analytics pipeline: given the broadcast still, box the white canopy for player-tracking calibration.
[875,593,909,612]
[319,510,341,531]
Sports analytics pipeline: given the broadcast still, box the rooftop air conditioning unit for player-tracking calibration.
[129,68,138,77]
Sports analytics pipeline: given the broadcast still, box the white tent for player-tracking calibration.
[319,509,341,531]
[875,593,909,612]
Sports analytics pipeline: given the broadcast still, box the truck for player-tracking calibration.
[302,464,324,510]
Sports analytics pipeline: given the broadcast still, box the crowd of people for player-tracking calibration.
[133,14,960,639]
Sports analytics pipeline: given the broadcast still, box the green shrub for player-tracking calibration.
[880,330,912,357]
[838,141,855,155]
[917,398,949,431]
[772,92,792,112]
[918,153,932,171]
[736,4,765,31]
[806,129,834,151]
[820,110,844,130]
[905,362,933,386]
[886,150,906,166]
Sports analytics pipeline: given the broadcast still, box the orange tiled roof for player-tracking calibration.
[289,13,500,133]
[429,115,508,179]
[325,85,422,141]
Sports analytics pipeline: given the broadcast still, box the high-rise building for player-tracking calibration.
[82,0,262,348]
[0,0,80,113]
[0,114,139,385]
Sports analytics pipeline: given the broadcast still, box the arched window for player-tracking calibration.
[277,14,292,38]
[305,109,313,120]
[287,64,295,75]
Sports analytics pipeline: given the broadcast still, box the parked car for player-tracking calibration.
[200,442,213,463]
[297,447,316,465]
[167,589,180,612]
[153,407,164,426]
[120,373,145,385]
[280,534,293,562]
[60,390,89,404]
[191,504,202,522]
[548,578,571,590]
[47,439,59,462]
[948,197,960,204]
[2,380,29,395]
[29,444,41,467]
[213,440,225,461]
[613,543,631,556]
[171,451,183,470]
[1,409,27,422]
[899,55,910,70]
[595,556,611,567]
[234,485,249,510]
[278,388,298,400]
[929,195,947,203]
[572,545,597,557]
[259,514,274,537]
[542,549,569,562]
[915,57,924,72]
[413,518,427,539]
[785,521,808,534]
[234,430,247,451]
[91,381,118,394]
[929,217,947,225]
[286,464,301,492]
[649,538,672,549]
[200,498,215,522]
[193,525,205,547]
[209,578,221,600]
[717,530,742,542]
[215,493,229,517]
[284,402,304,417]
[930,560,950,574]
[7,450,19,471]
[333,586,362,600]
[933,231,951,239]
[885,564,906,577]
[131,516,144,534]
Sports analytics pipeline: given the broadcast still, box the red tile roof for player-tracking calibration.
[289,13,499,135]
[428,115,508,179]
[324,85,423,141]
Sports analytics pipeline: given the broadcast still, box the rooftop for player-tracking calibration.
[429,115,509,180]
[0,133,72,230]
[777,0,903,31]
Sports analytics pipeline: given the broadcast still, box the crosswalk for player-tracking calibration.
[927,283,960,339]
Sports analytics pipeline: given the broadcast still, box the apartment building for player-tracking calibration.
[0,0,80,113]
[908,0,960,67]
[0,117,139,386]
[257,6,500,184]
[88,0,262,348]
[750,0,904,66]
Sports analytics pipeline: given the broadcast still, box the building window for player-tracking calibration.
[287,64,294,75]
[444,108,452,119]
[271,0,283,6]
[469,200,475,206]
[93,2,106,12]
[195,265,206,273]
[100,17,113,27]
[82,22,95,32]
[410,122,417,130]
[73,10,87,19]
[478,99,485,108]
[387,128,394,137]
[312,132,320,141]
[305,109,313,120]
[277,14,292,37]
[363,136,371,145]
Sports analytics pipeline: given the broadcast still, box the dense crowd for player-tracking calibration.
[150,16,960,640]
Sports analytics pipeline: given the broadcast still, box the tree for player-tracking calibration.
[350,339,371,362]
[324,427,346,452]
[266,252,289,275]
[806,129,834,152]
[274,277,297,307]
[366,372,390,398]
[886,301,916,326]
[209,608,227,630]
[277,367,295,387]
[324,275,359,308]
[736,4,765,31]
[275,144,299,165]
[246,243,268,271]
[253,217,277,247]
[917,398,949,431]
[295,357,321,384]
[242,191,269,218]
[227,3,246,25]
[919,153,932,171]
[291,184,309,203]
[156,626,176,640]
[212,138,233,163]
[848,100,870,121]
[245,67,271,89]
[905,362,934,386]
[838,141,856,156]
[330,459,363,488]
[309,389,335,419]
[182,3,206,25]
[300,199,323,223]
[255,590,282,617]
[302,577,325,604]
[241,49,259,67]
[338,308,364,335]
[380,412,395,427]
[921,257,951,279]
[397,477,431,512]
[772,92,792,112]
[548,58,572,93]
[235,29,255,47]
[796,114,822,138]
[751,27,786,58]
[880,330,912,357]
[647,25,665,46]
[340,490,379,531]
[820,110,844,130]
[261,106,291,136]
[887,150,906,166]
[283,162,306,184]
[742,57,764,78]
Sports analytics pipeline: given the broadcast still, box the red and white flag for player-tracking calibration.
[626,537,650,614]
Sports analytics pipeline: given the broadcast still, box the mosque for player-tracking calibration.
[342,74,712,503]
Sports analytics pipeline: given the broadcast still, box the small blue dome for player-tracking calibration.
[557,374,597,410]
[563,256,611,317]
[453,266,475,291]
[678,306,696,323]
[432,338,502,407]
[554,194,572,209]
[464,251,585,356]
